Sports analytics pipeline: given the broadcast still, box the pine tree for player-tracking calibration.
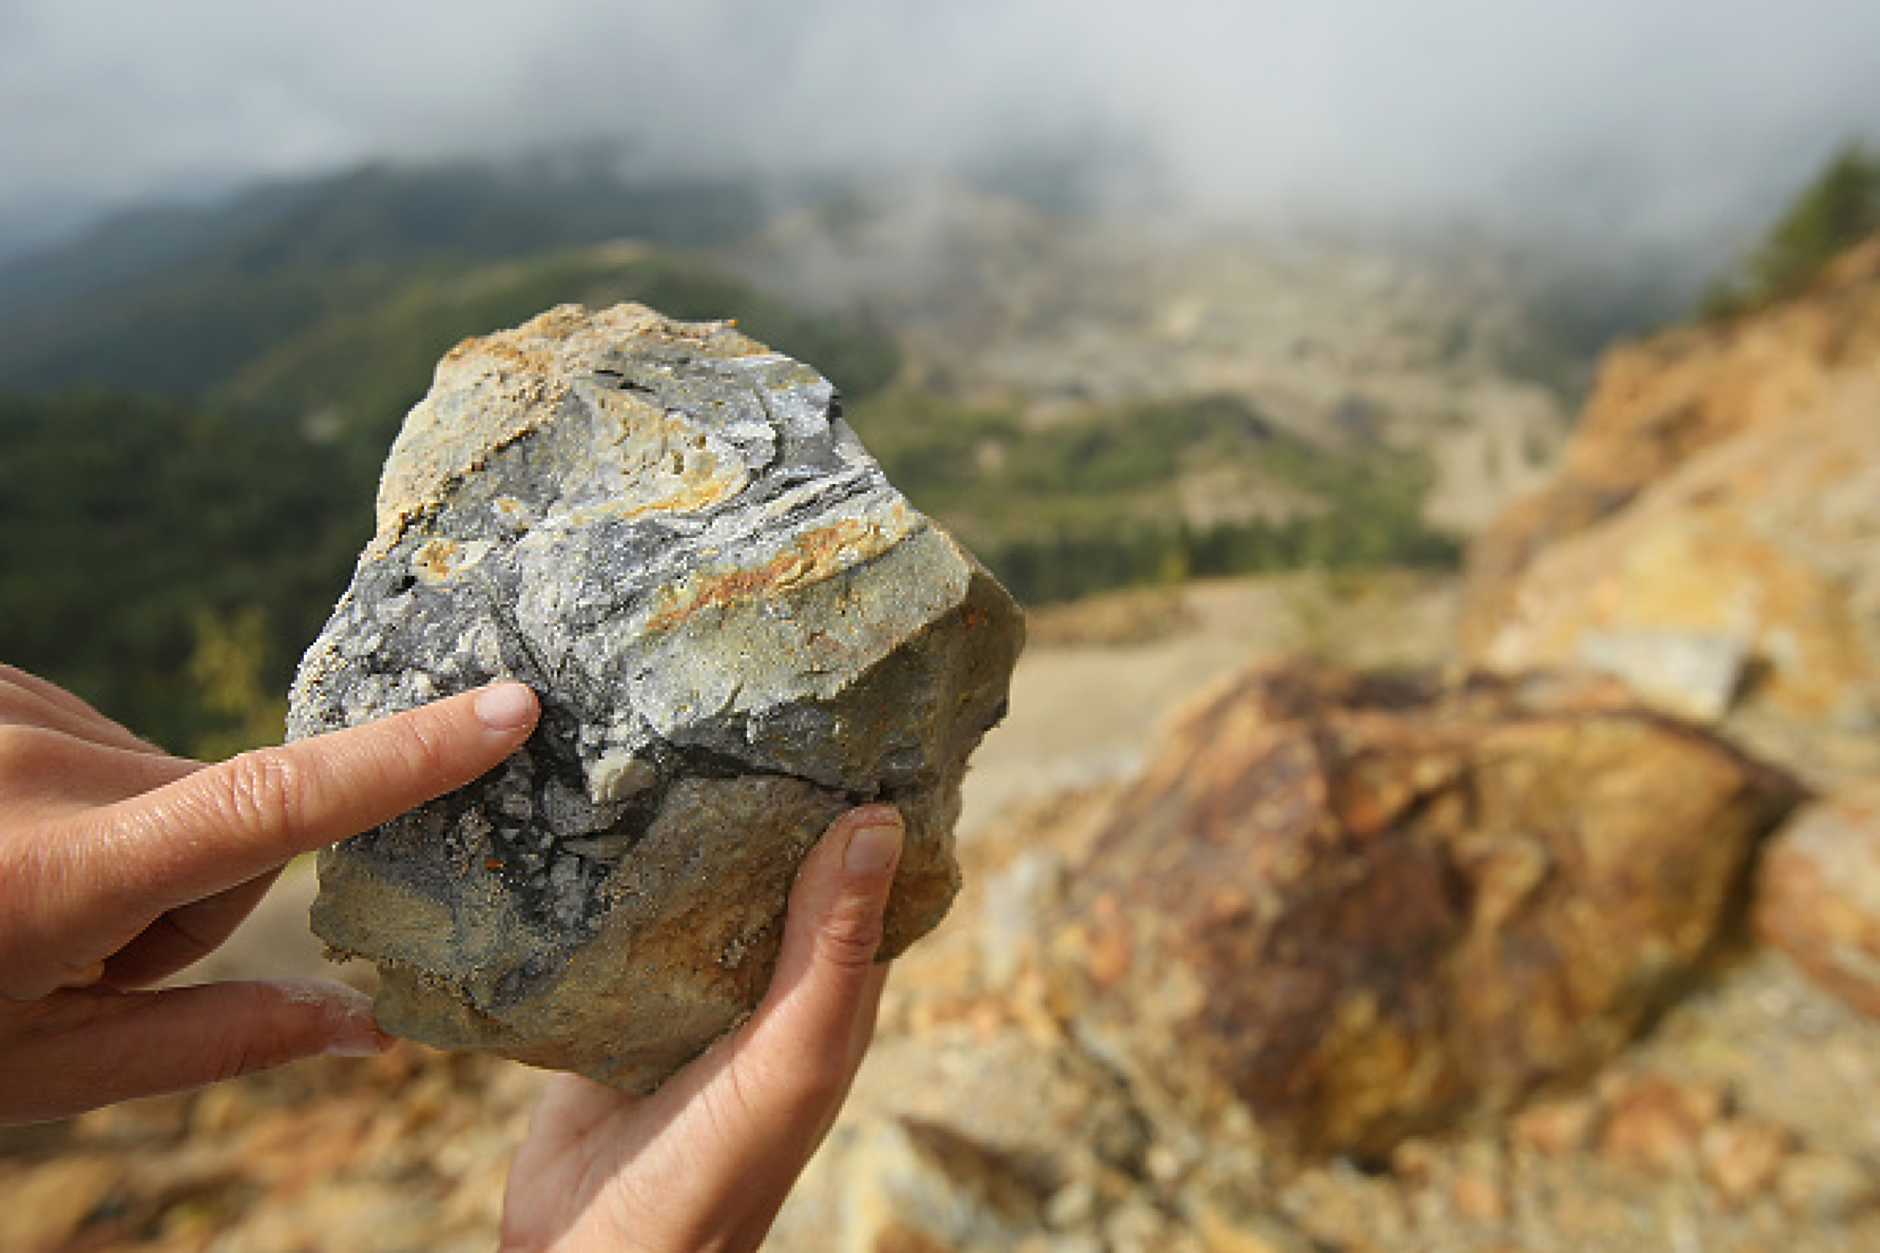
[1703,141,1880,317]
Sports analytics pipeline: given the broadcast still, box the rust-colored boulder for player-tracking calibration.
[1046,659,1796,1158]
[1757,785,1880,1019]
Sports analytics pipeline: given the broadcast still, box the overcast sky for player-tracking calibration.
[3,0,1878,253]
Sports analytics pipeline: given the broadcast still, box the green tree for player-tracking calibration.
[0,393,364,749]
[187,605,292,758]
[1703,141,1880,317]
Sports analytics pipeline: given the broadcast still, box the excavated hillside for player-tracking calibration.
[733,180,1574,536]
[1463,232,1880,785]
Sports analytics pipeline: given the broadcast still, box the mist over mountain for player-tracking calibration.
[6,0,1874,380]
[0,144,1726,439]
[7,1,1879,259]
[0,195,93,265]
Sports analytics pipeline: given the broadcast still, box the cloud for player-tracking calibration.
[4,0,1879,241]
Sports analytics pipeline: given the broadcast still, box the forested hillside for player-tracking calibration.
[0,394,362,755]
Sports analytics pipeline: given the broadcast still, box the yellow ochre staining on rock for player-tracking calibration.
[645,506,918,633]
[569,386,751,522]
[372,304,764,546]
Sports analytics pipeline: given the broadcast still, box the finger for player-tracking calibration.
[498,809,901,1253]
[677,805,901,1149]
[0,978,391,1124]
[0,725,199,821]
[0,679,168,757]
[0,662,163,752]
[737,804,902,1090]
[0,737,204,1001]
[649,807,903,1242]
[0,663,122,724]
[81,682,540,915]
[98,870,281,989]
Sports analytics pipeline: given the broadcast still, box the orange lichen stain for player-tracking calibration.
[1085,892,1134,988]
[645,515,902,632]
[564,391,751,522]
[411,538,461,580]
[441,326,566,381]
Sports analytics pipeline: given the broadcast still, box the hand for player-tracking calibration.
[500,805,904,1253]
[0,663,540,1123]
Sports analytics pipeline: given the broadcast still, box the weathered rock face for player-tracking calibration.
[1461,234,1880,729]
[831,1118,1045,1253]
[1757,786,1880,1020]
[1044,658,1796,1158]
[287,303,1023,1090]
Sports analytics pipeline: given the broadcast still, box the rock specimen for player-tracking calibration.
[1044,658,1796,1158]
[287,303,1023,1090]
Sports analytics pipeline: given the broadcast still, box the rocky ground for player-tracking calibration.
[0,573,1452,1252]
[6,571,1880,1251]
[758,583,1880,1253]
[773,717,1880,1253]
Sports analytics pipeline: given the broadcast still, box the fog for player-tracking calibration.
[3,0,1879,253]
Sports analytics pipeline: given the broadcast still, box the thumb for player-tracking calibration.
[725,804,903,1115]
[498,809,904,1253]
[0,979,391,1124]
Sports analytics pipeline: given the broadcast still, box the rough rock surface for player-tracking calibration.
[287,303,1022,1090]
[1757,785,1880,1019]
[1460,235,1880,731]
[1042,658,1797,1158]
[828,1118,1045,1253]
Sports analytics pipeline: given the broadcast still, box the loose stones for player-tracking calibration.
[287,303,1023,1090]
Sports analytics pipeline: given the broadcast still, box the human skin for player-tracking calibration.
[0,663,901,1252]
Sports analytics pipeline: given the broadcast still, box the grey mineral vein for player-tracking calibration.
[287,303,1023,1090]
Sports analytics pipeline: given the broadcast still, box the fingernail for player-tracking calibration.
[325,1026,395,1058]
[844,818,903,875]
[474,681,538,731]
